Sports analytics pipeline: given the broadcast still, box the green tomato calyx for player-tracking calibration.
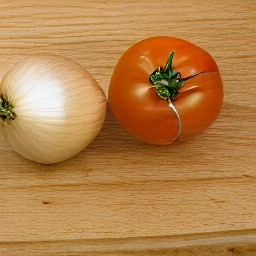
[149,52,199,101]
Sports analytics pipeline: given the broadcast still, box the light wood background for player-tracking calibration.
[0,0,255,255]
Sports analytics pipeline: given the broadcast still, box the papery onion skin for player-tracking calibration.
[0,55,107,164]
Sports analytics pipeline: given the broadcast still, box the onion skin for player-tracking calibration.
[0,55,107,164]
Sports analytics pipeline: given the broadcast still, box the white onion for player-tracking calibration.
[0,55,107,164]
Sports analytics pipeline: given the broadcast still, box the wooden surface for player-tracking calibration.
[0,0,255,255]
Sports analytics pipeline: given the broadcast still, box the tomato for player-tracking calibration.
[108,36,223,145]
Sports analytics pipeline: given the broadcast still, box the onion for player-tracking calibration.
[0,55,107,164]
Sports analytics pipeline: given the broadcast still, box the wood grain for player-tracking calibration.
[0,0,255,255]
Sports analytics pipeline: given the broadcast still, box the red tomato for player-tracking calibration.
[108,36,223,145]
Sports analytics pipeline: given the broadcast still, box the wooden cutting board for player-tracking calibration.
[0,0,255,255]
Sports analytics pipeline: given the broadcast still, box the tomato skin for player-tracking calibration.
[108,36,223,145]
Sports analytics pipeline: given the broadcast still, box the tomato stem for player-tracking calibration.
[0,96,15,122]
[149,52,199,101]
